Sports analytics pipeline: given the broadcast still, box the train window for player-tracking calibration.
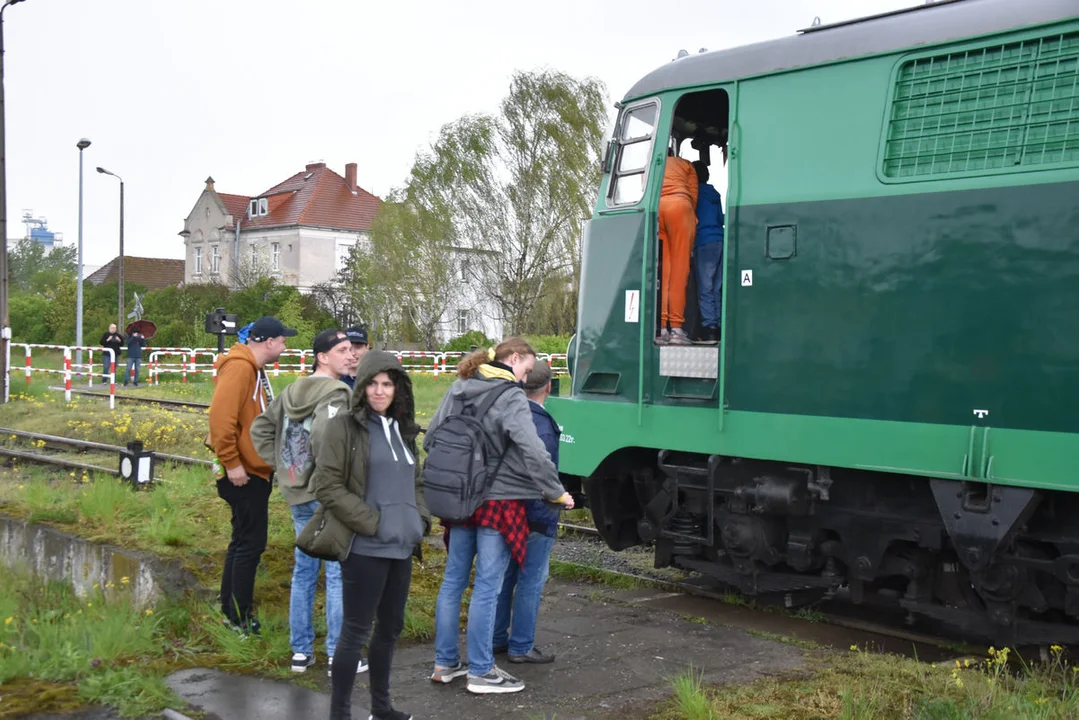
[609,101,659,206]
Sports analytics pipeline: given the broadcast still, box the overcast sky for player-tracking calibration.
[6,0,913,267]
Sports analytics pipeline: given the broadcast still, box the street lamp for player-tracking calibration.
[0,0,28,404]
[96,166,123,329]
[75,137,90,368]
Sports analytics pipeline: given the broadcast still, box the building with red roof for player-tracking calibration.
[179,162,380,291]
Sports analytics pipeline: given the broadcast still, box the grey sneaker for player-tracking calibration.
[508,647,554,664]
[657,328,670,345]
[467,665,525,694]
[669,328,692,345]
[430,660,468,683]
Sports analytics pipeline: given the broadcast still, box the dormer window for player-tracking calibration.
[248,198,269,218]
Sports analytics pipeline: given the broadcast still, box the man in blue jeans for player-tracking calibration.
[251,329,367,676]
[492,360,560,664]
[692,160,725,344]
[123,330,146,386]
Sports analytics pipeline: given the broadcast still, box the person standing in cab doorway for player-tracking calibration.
[658,149,698,345]
[692,160,724,344]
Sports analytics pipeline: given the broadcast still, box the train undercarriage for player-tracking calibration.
[580,449,1079,645]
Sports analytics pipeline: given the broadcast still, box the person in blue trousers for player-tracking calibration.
[692,161,725,344]
[491,359,561,664]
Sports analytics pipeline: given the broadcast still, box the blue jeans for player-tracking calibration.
[695,241,724,328]
[290,500,343,657]
[434,525,511,676]
[493,532,554,655]
[124,357,141,385]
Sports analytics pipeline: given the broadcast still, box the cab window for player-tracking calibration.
[608,101,659,206]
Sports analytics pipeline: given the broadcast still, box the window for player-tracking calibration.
[194,247,202,275]
[336,242,351,271]
[456,309,470,335]
[211,245,220,274]
[250,244,258,266]
[248,198,269,217]
[882,31,1079,180]
[271,242,280,270]
[460,259,469,283]
[608,101,659,206]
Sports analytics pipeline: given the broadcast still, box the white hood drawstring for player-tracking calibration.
[378,415,414,466]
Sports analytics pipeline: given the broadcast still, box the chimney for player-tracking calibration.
[345,163,357,193]
[305,161,326,173]
[205,176,215,191]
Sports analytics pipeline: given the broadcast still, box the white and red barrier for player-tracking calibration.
[8,343,568,404]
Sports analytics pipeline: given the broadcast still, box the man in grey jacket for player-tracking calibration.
[251,328,366,676]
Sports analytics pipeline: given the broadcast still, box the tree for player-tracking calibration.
[366,195,458,350]
[8,238,76,294]
[405,69,608,335]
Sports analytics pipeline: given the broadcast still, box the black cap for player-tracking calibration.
[345,326,368,345]
[248,316,298,343]
[312,329,348,357]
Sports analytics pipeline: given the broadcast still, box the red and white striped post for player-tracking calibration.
[63,349,72,403]
[24,345,31,385]
[181,353,188,383]
[272,360,279,378]
[299,352,306,374]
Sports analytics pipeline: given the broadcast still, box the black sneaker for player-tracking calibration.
[291,652,315,673]
[508,647,555,664]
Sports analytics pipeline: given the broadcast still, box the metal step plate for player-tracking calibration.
[659,346,718,379]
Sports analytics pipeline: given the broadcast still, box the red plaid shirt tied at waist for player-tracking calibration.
[442,499,529,565]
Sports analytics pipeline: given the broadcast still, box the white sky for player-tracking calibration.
[6,0,913,266]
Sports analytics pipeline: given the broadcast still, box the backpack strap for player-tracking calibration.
[470,382,517,499]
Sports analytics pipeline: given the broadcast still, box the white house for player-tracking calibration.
[179,162,380,292]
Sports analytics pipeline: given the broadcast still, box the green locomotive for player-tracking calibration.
[546,0,1079,643]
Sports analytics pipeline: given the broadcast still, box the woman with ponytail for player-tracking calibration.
[427,338,573,695]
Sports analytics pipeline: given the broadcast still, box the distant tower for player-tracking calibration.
[21,210,62,250]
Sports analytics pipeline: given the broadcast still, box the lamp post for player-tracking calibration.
[0,0,27,404]
[96,166,123,328]
[75,137,90,368]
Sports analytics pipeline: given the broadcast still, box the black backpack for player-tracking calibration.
[422,382,516,523]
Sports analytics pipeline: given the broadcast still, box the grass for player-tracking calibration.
[652,645,1079,720]
[0,374,470,716]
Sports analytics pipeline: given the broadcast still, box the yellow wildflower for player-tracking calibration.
[120,576,130,584]
[3,617,12,625]
[1051,644,1063,654]
[145,609,154,616]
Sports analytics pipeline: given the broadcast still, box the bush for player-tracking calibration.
[440,330,496,353]
[524,334,572,355]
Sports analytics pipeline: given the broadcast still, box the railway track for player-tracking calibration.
[0,426,212,478]
[50,387,210,412]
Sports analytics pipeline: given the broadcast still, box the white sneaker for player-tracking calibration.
[328,654,368,676]
[291,652,315,673]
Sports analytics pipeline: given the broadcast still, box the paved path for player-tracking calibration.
[165,577,807,719]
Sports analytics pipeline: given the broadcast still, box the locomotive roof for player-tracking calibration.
[624,0,1078,101]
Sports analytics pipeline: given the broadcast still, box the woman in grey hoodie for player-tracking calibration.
[309,351,430,720]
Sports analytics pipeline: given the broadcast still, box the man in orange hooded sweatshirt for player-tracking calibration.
[658,151,698,345]
[209,315,295,634]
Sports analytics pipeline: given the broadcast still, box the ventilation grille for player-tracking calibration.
[883,31,1079,179]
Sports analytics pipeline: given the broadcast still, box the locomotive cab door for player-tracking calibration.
[650,86,732,410]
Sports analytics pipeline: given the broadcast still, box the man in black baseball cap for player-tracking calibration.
[341,325,369,389]
[248,316,299,344]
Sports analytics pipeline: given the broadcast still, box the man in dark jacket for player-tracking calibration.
[692,160,725,344]
[123,330,147,386]
[99,324,124,383]
[491,359,561,664]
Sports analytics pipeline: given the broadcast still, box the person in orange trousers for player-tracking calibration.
[658,152,698,344]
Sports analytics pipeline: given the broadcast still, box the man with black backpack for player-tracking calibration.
[251,329,367,676]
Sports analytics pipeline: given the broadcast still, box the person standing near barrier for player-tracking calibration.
[209,315,296,635]
[341,326,369,390]
[657,150,698,346]
[99,324,123,384]
[123,329,146,387]
[492,359,561,664]
[251,329,370,676]
[428,339,573,695]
